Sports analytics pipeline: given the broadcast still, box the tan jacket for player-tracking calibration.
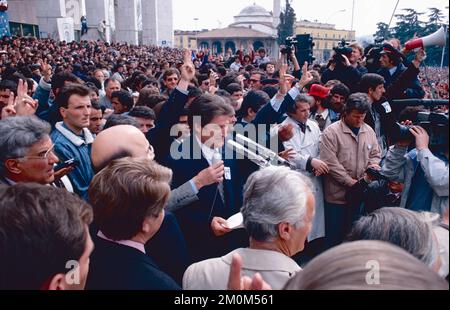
[182,248,301,290]
[320,120,381,204]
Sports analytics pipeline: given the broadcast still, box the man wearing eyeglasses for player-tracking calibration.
[161,68,180,97]
[248,71,266,91]
[0,116,62,187]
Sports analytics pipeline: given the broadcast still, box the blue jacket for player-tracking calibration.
[51,122,94,200]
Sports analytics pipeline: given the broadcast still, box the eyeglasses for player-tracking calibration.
[16,144,57,161]
[166,77,178,82]
[249,79,260,83]
[147,144,155,160]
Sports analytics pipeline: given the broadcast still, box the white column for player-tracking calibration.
[142,0,158,45]
[273,0,280,28]
[84,0,112,42]
[157,0,173,47]
[115,0,139,44]
[36,0,67,39]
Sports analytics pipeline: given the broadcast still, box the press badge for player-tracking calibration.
[381,101,392,113]
[224,167,231,180]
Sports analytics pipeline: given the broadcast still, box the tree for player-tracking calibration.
[371,7,448,66]
[277,0,296,45]
[374,22,392,42]
[428,7,445,26]
[392,9,425,42]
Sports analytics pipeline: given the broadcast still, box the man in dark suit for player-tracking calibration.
[86,157,180,290]
[167,93,247,263]
[377,43,425,100]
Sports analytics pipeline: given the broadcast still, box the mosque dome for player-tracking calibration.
[238,4,272,17]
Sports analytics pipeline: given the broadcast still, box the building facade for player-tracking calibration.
[194,1,281,57]
[296,20,356,63]
[5,0,173,46]
[174,30,201,50]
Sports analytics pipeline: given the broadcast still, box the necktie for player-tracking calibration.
[315,114,326,131]
[298,122,307,134]
[212,149,225,203]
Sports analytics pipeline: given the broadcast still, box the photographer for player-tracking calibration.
[321,41,364,94]
[382,125,449,216]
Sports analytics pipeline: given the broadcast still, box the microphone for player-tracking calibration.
[226,140,270,168]
[235,134,293,168]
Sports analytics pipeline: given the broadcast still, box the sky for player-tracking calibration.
[173,0,448,37]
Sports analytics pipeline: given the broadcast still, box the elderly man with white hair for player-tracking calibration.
[182,166,315,290]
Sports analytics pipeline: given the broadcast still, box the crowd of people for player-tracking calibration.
[419,67,449,100]
[0,34,448,291]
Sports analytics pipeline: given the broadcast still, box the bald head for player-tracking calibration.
[91,125,154,173]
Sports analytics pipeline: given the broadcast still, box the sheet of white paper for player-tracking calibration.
[223,212,244,230]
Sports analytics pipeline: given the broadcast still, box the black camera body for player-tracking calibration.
[366,167,389,181]
[280,36,297,56]
[334,39,353,56]
[364,41,384,73]
[330,39,353,67]
[392,111,449,150]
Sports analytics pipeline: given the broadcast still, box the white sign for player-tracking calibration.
[57,17,75,42]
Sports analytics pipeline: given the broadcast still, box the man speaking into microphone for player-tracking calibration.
[166,91,248,263]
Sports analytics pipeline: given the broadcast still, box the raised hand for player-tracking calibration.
[299,62,313,88]
[227,253,272,291]
[278,123,295,142]
[278,63,289,95]
[14,80,38,116]
[1,94,16,119]
[39,58,53,81]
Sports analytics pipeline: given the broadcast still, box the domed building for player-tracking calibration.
[196,1,280,57]
[230,3,278,36]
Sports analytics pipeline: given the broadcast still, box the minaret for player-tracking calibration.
[273,0,281,28]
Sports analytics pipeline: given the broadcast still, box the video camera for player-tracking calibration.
[391,99,449,151]
[334,39,353,56]
[364,40,384,73]
[280,36,297,57]
[328,39,354,68]
[281,35,315,65]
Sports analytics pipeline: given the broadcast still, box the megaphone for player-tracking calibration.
[405,27,447,51]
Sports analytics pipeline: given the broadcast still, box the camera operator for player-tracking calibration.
[382,124,449,216]
[321,41,364,94]
[360,48,428,157]
[378,43,425,100]
[349,42,368,76]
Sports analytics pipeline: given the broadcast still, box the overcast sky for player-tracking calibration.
[173,0,448,37]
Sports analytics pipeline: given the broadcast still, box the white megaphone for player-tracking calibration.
[405,26,447,51]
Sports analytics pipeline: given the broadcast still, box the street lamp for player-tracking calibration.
[194,18,199,32]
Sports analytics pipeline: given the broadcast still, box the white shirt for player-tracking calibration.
[195,134,218,166]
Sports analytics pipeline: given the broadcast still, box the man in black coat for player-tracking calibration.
[377,43,425,100]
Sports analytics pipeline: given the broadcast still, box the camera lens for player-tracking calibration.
[391,122,414,142]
